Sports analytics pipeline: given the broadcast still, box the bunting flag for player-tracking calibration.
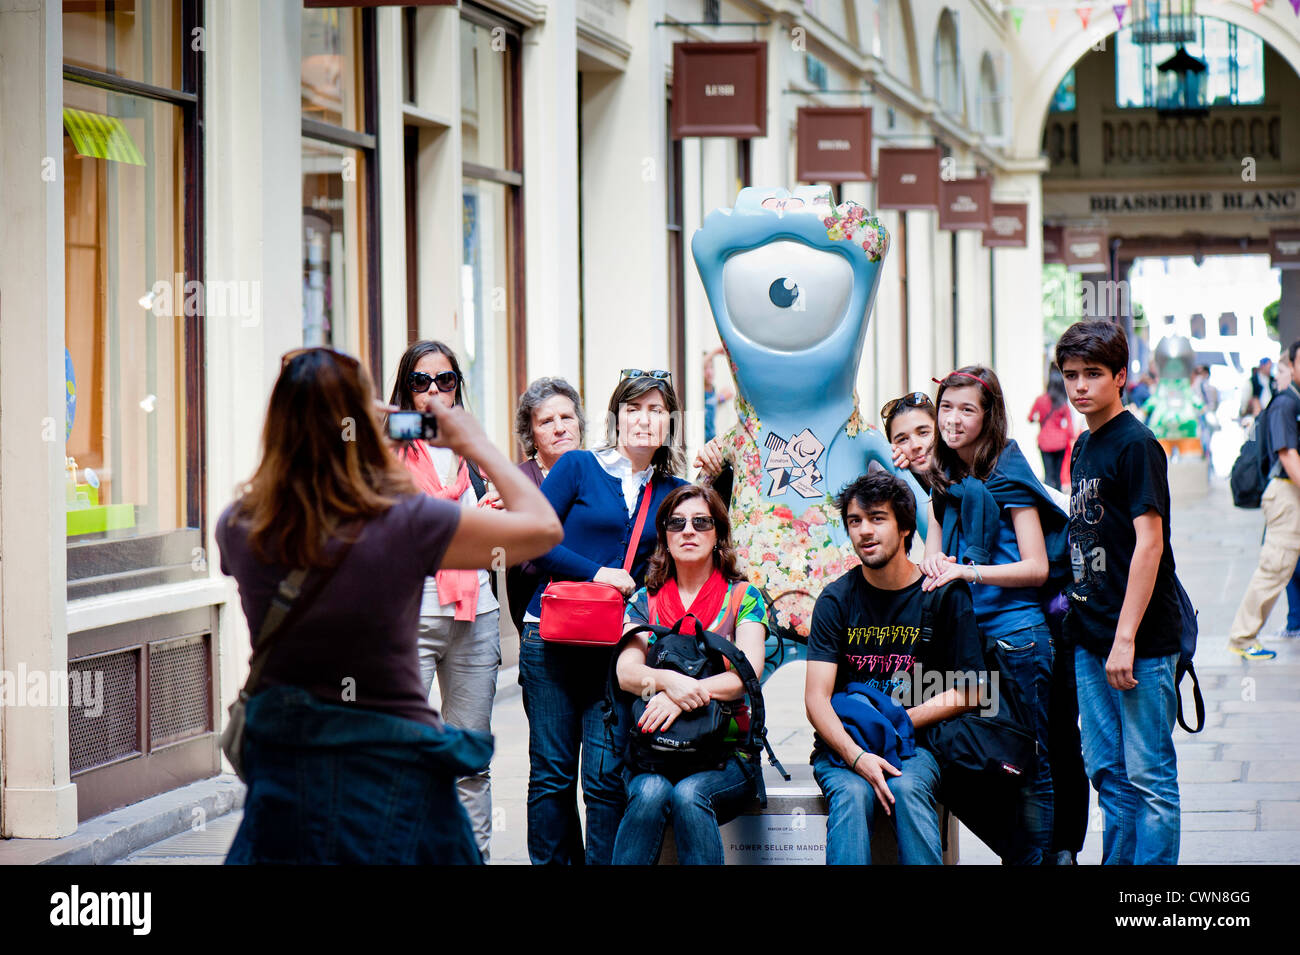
[1250,0,1265,11]
[1113,3,1127,27]
[1291,0,1299,15]
[1048,8,1060,30]
[1011,7,1024,32]
[1077,6,1093,29]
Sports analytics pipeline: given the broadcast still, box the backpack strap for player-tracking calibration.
[1177,661,1205,734]
[696,628,789,782]
[917,584,941,656]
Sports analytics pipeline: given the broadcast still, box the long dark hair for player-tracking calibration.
[234,349,415,567]
[927,364,1009,495]
[645,485,741,594]
[1046,366,1068,412]
[602,375,685,478]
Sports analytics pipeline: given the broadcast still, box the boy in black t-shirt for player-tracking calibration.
[805,471,985,865]
[1056,321,1180,865]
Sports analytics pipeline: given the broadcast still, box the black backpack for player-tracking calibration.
[1229,427,1266,509]
[912,587,1039,859]
[603,610,787,792]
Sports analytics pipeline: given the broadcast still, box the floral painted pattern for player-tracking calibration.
[822,202,891,262]
[708,405,860,637]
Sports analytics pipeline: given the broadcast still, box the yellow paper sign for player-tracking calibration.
[62,108,145,166]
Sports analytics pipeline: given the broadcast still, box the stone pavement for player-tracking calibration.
[116,476,1300,865]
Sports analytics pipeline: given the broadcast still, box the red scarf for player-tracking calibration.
[652,568,729,632]
[402,441,479,621]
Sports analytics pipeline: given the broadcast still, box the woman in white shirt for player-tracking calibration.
[388,340,502,860]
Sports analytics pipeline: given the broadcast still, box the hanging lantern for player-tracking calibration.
[1155,44,1208,115]
[1130,0,1196,44]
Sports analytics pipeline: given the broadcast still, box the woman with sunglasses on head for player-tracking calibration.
[918,365,1069,865]
[388,340,505,861]
[610,485,768,864]
[217,348,561,864]
[520,369,688,865]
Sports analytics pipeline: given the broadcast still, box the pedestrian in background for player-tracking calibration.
[1029,368,1074,491]
[506,377,585,637]
[1229,351,1300,661]
[1190,365,1220,469]
[389,340,505,860]
[1056,321,1182,865]
[519,370,688,865]
[218,347,560,863]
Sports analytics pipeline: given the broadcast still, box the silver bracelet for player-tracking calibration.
[967,562,983,584]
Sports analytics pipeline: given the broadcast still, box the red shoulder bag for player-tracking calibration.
[539,480,655,646]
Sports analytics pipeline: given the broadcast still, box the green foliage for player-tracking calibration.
[1264,299,1280,337]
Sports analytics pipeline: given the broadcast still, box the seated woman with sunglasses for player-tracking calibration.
[388,340,506,861]
[217,348,561,863]
[611,485,768,865]
[520,369,688,865]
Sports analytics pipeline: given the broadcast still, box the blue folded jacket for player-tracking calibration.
[829,682,917,770]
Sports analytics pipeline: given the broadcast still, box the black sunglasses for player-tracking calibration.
[880,391,934,423]
[408,370,460,395]
[621,369,673,385]
[665,515,715,533]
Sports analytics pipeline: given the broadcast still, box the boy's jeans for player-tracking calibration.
[813,747,944,865]
[1075,646,1180,865]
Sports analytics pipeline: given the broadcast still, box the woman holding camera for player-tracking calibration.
[612,485,768,865]
[388,340,504,860]
[520,371,688,865]
[217,347,560,864]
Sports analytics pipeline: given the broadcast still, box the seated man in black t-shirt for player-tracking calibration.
[805,471,986,865]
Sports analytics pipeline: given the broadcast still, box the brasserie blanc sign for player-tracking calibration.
[1050,189,1298,216]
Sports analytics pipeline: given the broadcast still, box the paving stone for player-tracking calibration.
[1244,761,1300,783]
[1177,830,1300,864]
[1221,743,1300,761]
[1219,700,1300,713]
[1260,802,1300,830]
[1177,811,1258,832]
[1176,761,1243,783]
[1191,727,1300,743]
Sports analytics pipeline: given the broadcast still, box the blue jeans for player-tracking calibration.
[519,622,626,865]
[1075,646,1180,865]
[1285,556,1300,631]
[992,624,1054,865]
[813,747,943,865]
[612,755,758,865]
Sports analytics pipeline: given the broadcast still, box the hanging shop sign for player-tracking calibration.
[876,148,941,210]
[1270,229,1300,270]
[938,177,991,230]
[983,202,1028,248]
[796,107,871,182]
[672,42,767,139]
[1064,227,1109,273]
[305,1,456,7]
[1043,225,1066,263]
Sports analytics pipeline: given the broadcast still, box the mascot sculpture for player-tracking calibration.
[691,185,928,662]
[1142,334,1202,456]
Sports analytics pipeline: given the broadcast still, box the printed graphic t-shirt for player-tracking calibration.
[806,570,984,753]
[1065,410,1181,659]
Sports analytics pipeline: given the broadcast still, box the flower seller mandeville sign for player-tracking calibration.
[672,42,767,139]
[983,203,1028,248]
[938,177,991,230]
[796,108,871,182]
[876,148,941,210]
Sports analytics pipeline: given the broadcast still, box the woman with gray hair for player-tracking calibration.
[506,378,585,635]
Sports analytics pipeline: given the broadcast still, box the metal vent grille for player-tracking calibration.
[149,636,211,747]
[69,650,140,774]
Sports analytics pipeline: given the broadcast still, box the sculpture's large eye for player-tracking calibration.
[769,278,799,308]
[723,241,852,351]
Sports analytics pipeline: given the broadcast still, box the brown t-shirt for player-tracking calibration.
[217,494,461,727]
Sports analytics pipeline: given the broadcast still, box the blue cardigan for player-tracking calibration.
[525,450,687,618]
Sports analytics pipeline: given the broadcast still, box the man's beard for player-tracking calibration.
[859,543,897,569]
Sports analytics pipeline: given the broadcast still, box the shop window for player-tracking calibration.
[301,5,378,373]
[1116,17,1265,109]
[461,5,524,454]
[61,0,204,597]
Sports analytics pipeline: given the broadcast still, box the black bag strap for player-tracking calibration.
[916,585,941,655]
[237,524,362,702]
[1177,661,1206,734]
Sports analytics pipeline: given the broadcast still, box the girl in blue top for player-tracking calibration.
[920,364,1062,866]
[519,371,688,865]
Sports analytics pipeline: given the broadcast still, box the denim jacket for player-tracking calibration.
[226,685,493,865]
